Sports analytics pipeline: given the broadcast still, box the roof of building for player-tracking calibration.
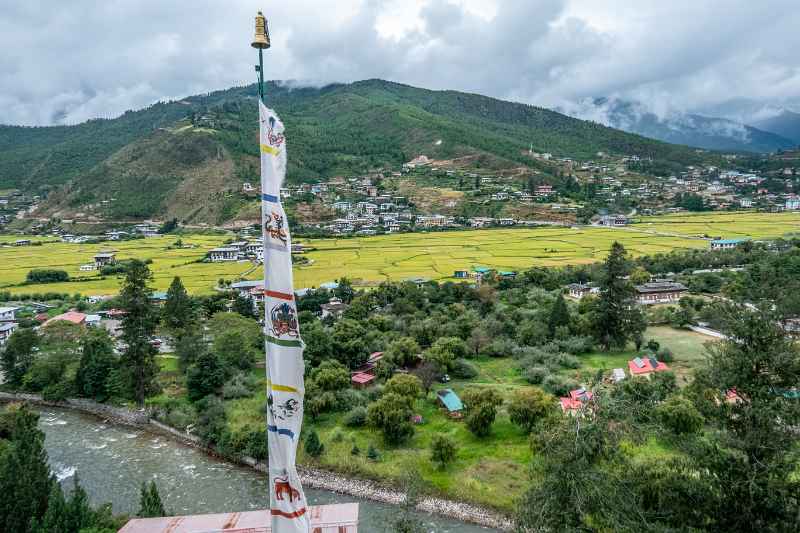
[0,306,19,314]
[351,372,376,385]
[44,311,87,326]
[437,388,464,412]
[150,291,168,301]
[319,281,340,290]
[0,322,18,332]
[119,504,359,533]
[231,280,265,289]
[628,356,669,375]
[472,267,493,273]
[93,252,116,257]
[711,238,748,245]
[85,314,101,323]
[210,247,238,252]
[635,281,688,294]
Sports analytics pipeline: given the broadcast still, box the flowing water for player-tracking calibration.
[37,407,498,532]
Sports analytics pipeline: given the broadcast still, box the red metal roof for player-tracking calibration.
[628,357,669,375]
[44,311,86,326]
[351,372,376,385]
[119,503,358,533]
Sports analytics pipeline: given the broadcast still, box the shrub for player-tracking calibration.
[462,388,503,437]
[343,406,368,427]
[524,366,550,385]
[367,444,380,461]
[26,269,69,284]
[542,374,579,397]
[351,444,360,455]
[367,392,415,444]
[508,388,554,433]
[222,373,255,399]
[554,353,581,369]
[430,435,458,469]
[484,338,518,358]
[334,388,367,411]
[304,430,324,457]
[557,336,594,354]
[657,348,674,363]
[450,359,478,379]
[384,374,422,401]
[657,396,703,435]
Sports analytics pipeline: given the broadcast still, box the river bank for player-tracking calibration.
[0,392,513,531]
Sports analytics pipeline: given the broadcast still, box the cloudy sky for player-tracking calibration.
[1,0,799,126]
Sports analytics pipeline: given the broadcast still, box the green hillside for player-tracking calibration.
[1,79,714,221]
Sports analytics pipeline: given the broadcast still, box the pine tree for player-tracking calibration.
[548,293,571,338]
[0,406,54,533]
[35,483,67,533]
[186,351,226,402]
[119,260,160,406]
[137,480,166,518]
[64,476,93,532]
[162,276,194,332]
[231,293,257,319]
[593,242,640,350]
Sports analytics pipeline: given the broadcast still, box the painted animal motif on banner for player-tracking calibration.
[268,394,300,421]
[270,301,299,338]
[264,212,288,245]
[274,476,301,502]
[267,116,285,148]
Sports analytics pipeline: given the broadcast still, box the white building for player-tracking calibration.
[208,247,238,261]
[0,307,18,322]
[0,322,18,346]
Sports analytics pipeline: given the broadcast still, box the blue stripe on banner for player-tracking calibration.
[268,425,295,439]
[262,193,279,203]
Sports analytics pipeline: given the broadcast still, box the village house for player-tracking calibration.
[0,306,18,322]
[208,247,239,262]
[93,252,116,267]
[786,197,800,210]
[635,280,688,305]
[416,214,449,228]
[566,283,599,299]
[628,356,669,378]
[44,311,87,327]
[320,297,348,320]
[453,269,470,279]
[560,387,593,415]
[535,184,553,197]
[0,322,18,346]
[710,238,747,250]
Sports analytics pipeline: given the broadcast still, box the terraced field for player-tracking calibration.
[2,211,800,295]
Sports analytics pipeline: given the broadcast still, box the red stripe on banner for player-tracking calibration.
[271,508,307,519]
[265,290,294,300]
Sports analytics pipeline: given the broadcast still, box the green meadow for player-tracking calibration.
[2,210,800,296]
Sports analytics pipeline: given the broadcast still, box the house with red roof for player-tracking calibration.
[628,356,669,377]
[559,387,594,414]
[43,311,87,327]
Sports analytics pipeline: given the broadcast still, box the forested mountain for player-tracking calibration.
[566,98,796,153]
[1,79,713,221]
[752,109,800,145]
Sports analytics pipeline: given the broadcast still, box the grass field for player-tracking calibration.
[3,211,800,296]
[184,326,716,513]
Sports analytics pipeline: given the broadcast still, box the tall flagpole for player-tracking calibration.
[253,12,311,533]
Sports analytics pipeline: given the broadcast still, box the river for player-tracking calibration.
[37,407,497,532]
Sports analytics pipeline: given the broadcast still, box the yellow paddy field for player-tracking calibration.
[2,211,799,296]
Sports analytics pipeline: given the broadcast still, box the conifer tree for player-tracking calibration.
[137,480,166,518]
[593,242,644,350]
[75,329,117,401]
[548,293,570,338]
[162,276,194,333]
[0,406,54,533]
[304,430,324,457]
[35,483,67,533]
[119,260,160,406]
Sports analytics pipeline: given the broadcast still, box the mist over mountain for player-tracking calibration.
[561,97,796,153]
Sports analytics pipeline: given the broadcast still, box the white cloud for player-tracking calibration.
[0,0,798,126]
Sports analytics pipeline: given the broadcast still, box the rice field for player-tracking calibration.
[2,211,799,296]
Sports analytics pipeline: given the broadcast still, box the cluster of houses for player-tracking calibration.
[208,240,304,262]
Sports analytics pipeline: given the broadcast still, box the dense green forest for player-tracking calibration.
[1,80,715,216]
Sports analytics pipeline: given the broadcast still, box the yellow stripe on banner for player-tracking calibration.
[260,143,279,156]
[268,381,298,393]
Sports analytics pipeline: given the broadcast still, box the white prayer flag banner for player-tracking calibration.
[259,100,310,532]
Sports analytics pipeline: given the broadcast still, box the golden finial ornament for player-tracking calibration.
[251,11,271,49]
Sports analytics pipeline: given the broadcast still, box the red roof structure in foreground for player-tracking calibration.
[351,372,376,388]
[119,503,358,533]
[559,388,593,413]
